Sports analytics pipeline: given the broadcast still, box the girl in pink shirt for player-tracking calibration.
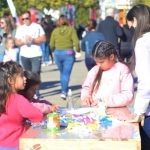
[0,61,43,149]
[81,41,134,107]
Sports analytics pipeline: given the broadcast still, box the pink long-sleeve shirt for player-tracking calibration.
[81,62,134,107]
[31,102,51,114]
[0,93,43,148]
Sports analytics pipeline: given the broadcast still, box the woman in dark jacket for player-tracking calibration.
[120,23,134,62]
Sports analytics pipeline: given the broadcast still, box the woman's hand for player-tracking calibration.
[127,114,145,126]
[75,52,81,59]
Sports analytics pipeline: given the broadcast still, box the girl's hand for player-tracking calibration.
[127,114,145,126]
[90,99,98,106]
[81,97,91,106]
[50,105,59,112]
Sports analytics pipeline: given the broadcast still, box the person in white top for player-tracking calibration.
[126,4,150,149]
[3,37,19,62]
[15,10,46,75]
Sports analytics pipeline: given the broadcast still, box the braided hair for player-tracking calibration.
[91,41,117,93]
[92,41,117,59]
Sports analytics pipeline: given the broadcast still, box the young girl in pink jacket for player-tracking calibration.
[81,41,134,107]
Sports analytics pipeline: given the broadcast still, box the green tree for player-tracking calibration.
[144,0,150,6]
[0,0,99,26]
[132,0,150,6]
[0,0,98,14]
[0,0,9,16]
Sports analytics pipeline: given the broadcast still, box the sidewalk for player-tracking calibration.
[40,53,87,108]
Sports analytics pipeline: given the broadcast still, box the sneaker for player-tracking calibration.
[45,61,52,66]
[48,60,53,65]
[61,93,66,100]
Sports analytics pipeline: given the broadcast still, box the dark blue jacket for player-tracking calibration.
[81,31,105,58]
[97,16,123,50]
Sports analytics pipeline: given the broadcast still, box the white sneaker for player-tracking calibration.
[45,61,52,66]
[61,93,66,100]
[49,61,53,65]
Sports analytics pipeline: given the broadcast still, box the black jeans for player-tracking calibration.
[140,116,150,150]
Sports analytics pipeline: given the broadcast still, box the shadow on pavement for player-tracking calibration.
[69,85,82,91]
[40,84,82,98]
[40,81,60,90]
[40,89,61,97]
[41,68,59,73]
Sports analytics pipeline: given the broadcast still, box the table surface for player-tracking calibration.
[20,107,141,150]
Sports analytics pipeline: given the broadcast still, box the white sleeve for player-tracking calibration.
[134,38,150,115]
[15,26,23,39]
[38,24,45,36]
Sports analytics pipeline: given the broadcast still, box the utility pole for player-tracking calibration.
[6,0,19,25]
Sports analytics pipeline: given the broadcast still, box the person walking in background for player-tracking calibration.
[81,19,105,71]
[0,17,16,61]
[81,41,133,107]
[119,21,134,62]
[0,61,43,149]
[36,15,54,66]
[50,15,81,100]
[76,24,85,41]
[97,8,123,53]
[126,4,150,150]
[15,10,46,75]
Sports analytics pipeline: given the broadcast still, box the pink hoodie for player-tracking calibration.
[81,62,134,107]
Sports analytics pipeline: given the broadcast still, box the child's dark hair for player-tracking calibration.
[92,41,117,59]
[91,41,117,93]
[19,71,41,98]
[24,71,41,90]
[0,61,23,114]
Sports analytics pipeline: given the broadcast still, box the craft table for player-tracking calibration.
[20,107,141,150]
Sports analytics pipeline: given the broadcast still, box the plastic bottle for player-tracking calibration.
[98,98,106,116]
[67,89,73,110]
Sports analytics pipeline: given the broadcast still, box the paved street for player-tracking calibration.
[40,53,87,108]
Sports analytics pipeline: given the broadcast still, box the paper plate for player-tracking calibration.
[66,107,96,115]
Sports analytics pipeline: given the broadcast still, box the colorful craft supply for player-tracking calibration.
[47,113,60,132]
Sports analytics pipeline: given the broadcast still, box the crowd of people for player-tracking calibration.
[0,3,150,150]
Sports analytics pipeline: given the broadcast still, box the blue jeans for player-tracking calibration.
[21,56,42,75]
[54,50,75,95]
[0,54,4,62]
[40,42,50,64]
